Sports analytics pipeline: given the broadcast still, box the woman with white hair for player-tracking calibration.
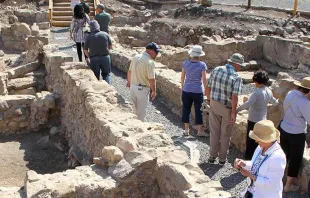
[234,120,286,198]
[181,45,208,136]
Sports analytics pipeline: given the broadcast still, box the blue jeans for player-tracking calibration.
[181,91,203,124]
[90,55,111,84]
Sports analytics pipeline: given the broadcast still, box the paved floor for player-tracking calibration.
[50,27,306,198]
[214,0,310,11]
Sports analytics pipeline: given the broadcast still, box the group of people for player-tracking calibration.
[70,2,112,83]
[179,45,310,197]
[67,2,310,197]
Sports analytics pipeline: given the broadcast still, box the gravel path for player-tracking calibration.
[50,27,306,198]
[214,0,310,11]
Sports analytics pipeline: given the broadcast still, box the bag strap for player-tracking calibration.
[281,95,301,121]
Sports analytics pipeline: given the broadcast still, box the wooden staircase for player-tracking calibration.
[50,0,96,27]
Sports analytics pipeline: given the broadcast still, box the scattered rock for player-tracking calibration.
[116,137,138,153]
[108,159,134,181]
[0,50,5,57]
[275,27,285,36]
[201,0,212,7]
[37,136,49,145]
[102,146,124,165]
[284,26,296,34]
[50,126,59,136]
[175,37,187,47]
[93,157,109,168]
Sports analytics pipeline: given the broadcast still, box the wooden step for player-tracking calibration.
[53,6,94,11]
[52,16,72,21]
[53,0,70,2]
[53,2,71,7]
[53,10,95,16]
[52,20,71,27]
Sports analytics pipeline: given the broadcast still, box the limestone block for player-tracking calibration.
[175,36,187,47]
[8,15,19,24]
[102,146,124,165]
[231,112,248,152]
[135,132,174,148]
[0,72,8,95]
[116,137,138,153]
[124,151,154,168]
[11,22,31,37]
[10,87,37,96]
[0,50,4,57]
[33,91,55,109]
[51,182,76,197]
[23,39,44,65]
[0,187,23,198]
[262,36,302,69]
[5,62,40,79]
[37,22,50,30]
[93,157,109,168]
[156,163,195,196]
[108,159,134,181]
[7,76,38,91]
[31,24,40,36]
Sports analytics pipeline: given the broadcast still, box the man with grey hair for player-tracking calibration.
[95,4,112,33]
[206,53,246,165]
[84,20,112,83]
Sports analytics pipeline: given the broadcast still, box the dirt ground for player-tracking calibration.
[0,131,68,187]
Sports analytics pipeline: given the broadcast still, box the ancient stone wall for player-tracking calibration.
[38,45,231,198]
[1,23,31,51]
[14,10,49,25]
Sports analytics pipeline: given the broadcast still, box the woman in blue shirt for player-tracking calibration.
[181,45,208,136]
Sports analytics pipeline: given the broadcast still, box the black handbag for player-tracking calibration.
[244,191,253,198]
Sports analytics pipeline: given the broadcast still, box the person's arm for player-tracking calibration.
[202,64,208,96]
[181,67,185,90]
[237,92,257,112]
[108,35,113,50]
[147,61,156,100]
[85,14,90,24]
[206,71,213,102]
[70,18,75,40]
[299,100,310,123]
[231,77,243,124]
[126,57,135,88]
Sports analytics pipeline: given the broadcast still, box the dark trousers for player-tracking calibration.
[76,42,86,62]
[90,55,111,84]
[181,91,203,125]
[244,120,258,160]
[279,126,305,177]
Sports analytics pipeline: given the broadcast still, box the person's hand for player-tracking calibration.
[126,81,130,88]
[151,91,156,100]
[69,33,73,40]
[239,167,254,178]
[85,58,90,66]
[230,111,236,124]
[306,141,308,149]
[234,158,246,169]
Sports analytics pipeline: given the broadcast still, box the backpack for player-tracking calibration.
[80,2,90,15]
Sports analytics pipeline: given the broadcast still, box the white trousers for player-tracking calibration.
[130,84,150,122]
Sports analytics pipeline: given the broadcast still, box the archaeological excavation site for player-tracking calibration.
[0,0,310,197]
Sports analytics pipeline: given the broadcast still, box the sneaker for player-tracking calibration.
[219,161,226,165]
[197,132,209,137]
[284,184,299,192]
[208,157,216,164]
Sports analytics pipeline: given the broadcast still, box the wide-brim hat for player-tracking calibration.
[249,120,280,143]
[188,45,205,57]
[293,77,310,90]
[227,53,247,67]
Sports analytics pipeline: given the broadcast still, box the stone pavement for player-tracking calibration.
[214,0,310,11]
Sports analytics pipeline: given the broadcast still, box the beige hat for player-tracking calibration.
[293,77,310,90]
[249,120,280,143]
[188,45,205,57]
[227,53,246,67]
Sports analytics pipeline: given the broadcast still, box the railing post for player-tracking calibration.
[293,0,298,15]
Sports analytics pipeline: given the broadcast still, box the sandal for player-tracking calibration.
[183,130,190,136]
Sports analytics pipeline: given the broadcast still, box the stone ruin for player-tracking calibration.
[1,2,310,198]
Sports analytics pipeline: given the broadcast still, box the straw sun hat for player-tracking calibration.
[249,120,280,143]
[293,77,310,90]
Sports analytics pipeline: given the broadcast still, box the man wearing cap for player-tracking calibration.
[206,53,246,165]
[278,76,310,192]
[84,20,112,83]
[126,42,160,122]
[95,4,112,33]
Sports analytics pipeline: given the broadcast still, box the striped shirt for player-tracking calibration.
[207,64,242,108]
[183,60,207,93]
[280,90,310,134]
[70,14,90,43]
